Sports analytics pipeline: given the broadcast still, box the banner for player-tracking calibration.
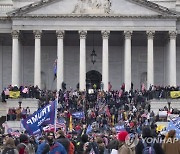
[170,91,180,99]
[9,91,20,98]
[21,101,56,135]
[72,112,85,119]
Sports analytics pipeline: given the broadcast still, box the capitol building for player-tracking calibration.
[0,0,180,92]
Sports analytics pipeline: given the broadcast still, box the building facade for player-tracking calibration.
[0,0,180,91]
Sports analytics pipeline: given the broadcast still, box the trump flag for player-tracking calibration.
[72,112,85,119]
[21,101,56,135]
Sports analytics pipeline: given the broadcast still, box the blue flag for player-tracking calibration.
[21,101,56,135]
[167,117,180,139]
[115,124,125,133]
[72,112,85,119]
[86,125,92,134]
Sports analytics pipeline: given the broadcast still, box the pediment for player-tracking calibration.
[7,0,177,17]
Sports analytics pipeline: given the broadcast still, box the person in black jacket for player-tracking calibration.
[76,134,89,154]
[56,130,70,153]
[135,126,164,154]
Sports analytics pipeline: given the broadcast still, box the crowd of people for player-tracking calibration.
[7,106,31,121]
[0,83,180,153]
[1,121,180,154]
[1,84,180,102]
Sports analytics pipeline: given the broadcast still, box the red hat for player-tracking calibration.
[117,131,128,142]
[66,134,72,139]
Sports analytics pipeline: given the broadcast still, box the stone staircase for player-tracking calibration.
[0,98,39,133]
[0,98,39,117]
[4,121,24,134]
[150,99,180,114]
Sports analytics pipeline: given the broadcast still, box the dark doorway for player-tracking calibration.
[86,70,102,89]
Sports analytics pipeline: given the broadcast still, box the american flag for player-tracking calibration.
[43,122,66,132]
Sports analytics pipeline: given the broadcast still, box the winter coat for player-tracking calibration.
[135,140,164,154]
[49,142,67,154]
[162,140,180,154]
[56,137,70,153]
[118,144,135,154]
[36,142,49,154]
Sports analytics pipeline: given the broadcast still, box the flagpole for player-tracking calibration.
[54,91,58,135]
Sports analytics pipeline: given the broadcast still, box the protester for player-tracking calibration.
[17,134,35,154]
[2,137,18,154]
[162,130,180,154]
[56,130,74,153]
[1,83,180,153]
[46,132,67,154]
[76,134,89,154]
[36,136,49,154]
[135,127,164,154]
[116,131,135,154]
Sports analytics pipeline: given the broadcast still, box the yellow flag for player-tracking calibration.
[112,115,115,126]
[9,91,20,99]
[170,91,180,99]
[69,115,73,131]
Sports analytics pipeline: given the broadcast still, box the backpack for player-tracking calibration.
[3,148,18,154]
[89,142,99,154]
[20,143,35,154]
[68,141,75,154]
[142,142,156,154]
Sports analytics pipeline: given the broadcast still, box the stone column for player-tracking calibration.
[79,31,87,91]
[33,30,42,89]
[56,31,64,91]
[147,31,155,89]
[102,30,110,92]
[12,30,20,86]
[124,31,132,91]
[168,31,177,86]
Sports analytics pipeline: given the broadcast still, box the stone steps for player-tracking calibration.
[150,99,180,114]
[0,98,39,117]
[4,121,24,133]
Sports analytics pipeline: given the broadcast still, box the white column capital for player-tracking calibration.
[169,31,177,39]
[101,30,110,39]
[146,31,155,39]
[57,31,64,90]
[56,30,65,39]
[11,30,19,39]
[33,30,42,39]
[79,30,87,39]
[124,31,132,39]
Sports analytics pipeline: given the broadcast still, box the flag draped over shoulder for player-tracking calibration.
[167,117,180,139]
[21,101,56,135]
